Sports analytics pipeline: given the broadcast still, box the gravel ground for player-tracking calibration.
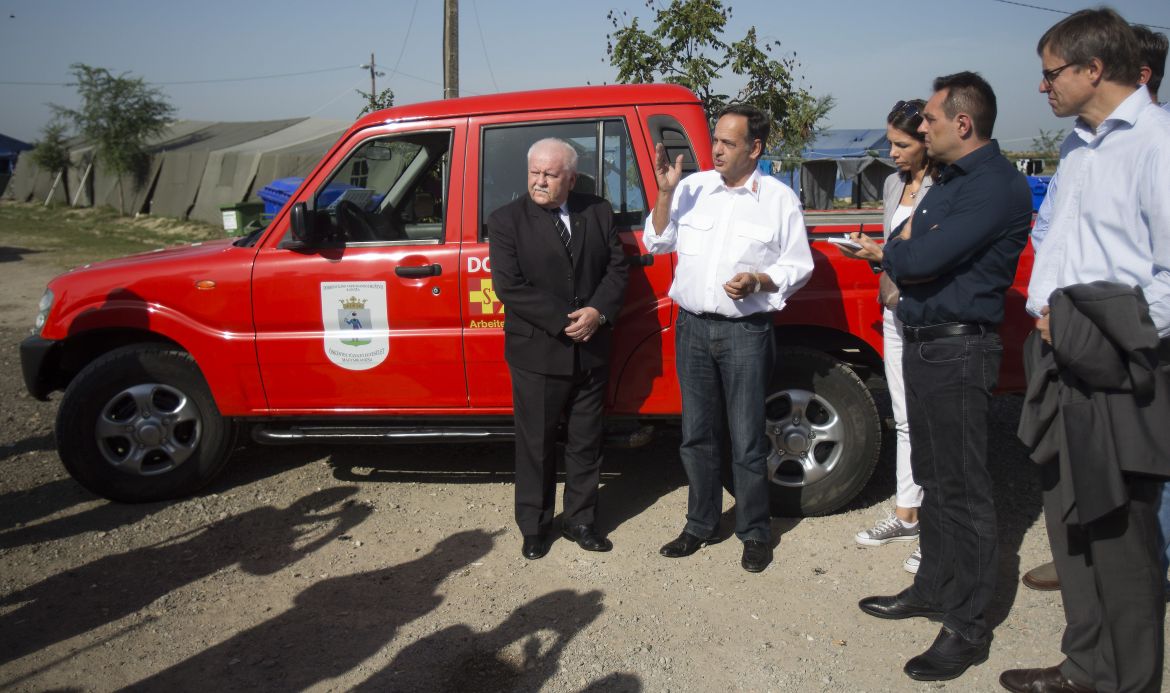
[0,245,1140,692]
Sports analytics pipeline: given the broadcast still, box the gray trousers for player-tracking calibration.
[1042,462,1165,692]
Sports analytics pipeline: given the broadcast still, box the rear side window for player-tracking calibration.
[480,119,647,239]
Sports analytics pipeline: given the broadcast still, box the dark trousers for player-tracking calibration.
[675,310,773,543]
[1042,463,1165,692]
[510,362,607,536]
[903,331,1001,643]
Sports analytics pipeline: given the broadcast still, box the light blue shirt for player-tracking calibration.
[1026,86,1170,336]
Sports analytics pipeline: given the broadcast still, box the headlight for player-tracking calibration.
[34,289,54,332]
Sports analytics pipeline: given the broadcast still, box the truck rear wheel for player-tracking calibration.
[766,347,880,517]
[56,346,235,503]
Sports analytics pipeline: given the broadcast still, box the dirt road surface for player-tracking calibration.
[0,243,1123,692]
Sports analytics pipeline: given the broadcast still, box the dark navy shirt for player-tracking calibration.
[882,140,1032,327]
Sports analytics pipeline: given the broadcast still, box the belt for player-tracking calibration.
[682,308,760,323]
[902,322,990,343]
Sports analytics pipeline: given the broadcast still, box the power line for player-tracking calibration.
[388,0,420,77]
[470,0,500,92]
[989,0,1170,30]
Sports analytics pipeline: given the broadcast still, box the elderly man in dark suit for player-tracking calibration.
[487,137,628,560]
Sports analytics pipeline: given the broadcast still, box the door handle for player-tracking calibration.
[395,263,442,278]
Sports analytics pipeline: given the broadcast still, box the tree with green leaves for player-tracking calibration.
[1030,128,1064,159]
[606,0,834,163]
[51,63,175,214]
[357,87,395,117]
[31,118,73,204]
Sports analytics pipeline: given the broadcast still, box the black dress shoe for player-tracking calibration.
[741,540,773,572]
[659,531,718,558]
[903,626,990,682]
[858,588,944,620]
[561,524,612,552]
[521,534,549,560]
[999,665,1095,693]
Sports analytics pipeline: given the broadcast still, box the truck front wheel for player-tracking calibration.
[765,348,881,517]
[56,346,235,503]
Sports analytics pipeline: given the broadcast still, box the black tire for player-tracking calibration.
[56,346,235,503]
[765,347,881,517]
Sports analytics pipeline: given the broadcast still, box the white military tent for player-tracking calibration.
[3,117,347,224]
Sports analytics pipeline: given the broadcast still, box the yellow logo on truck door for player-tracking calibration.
[468,278,504,328]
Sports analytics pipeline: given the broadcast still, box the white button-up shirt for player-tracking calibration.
[644,168,813,317]
[1026,86,1170,336]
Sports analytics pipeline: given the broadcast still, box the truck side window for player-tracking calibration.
[480,119,647,240]
[315,130,451,245]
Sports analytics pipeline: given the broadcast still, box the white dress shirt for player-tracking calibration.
[644,167,813,317]
[1026,86,1170,335]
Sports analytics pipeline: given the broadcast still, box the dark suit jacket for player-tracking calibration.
[1018,281,1170,524]
[487,192,628,376]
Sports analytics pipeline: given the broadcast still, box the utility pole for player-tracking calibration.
[443,0,458,99]
[360,53,384,95]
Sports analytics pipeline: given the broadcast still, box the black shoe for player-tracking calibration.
[521,534,549,560]
[659,531,718,558]
[741,540,773,572]
[858,588,943,620]
[999,665,1095,693]
[561,524,612,552]
[903,627,990,682]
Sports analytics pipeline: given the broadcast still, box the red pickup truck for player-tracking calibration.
[20,84,1035,515]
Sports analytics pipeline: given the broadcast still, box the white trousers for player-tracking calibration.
[884,307,924,509]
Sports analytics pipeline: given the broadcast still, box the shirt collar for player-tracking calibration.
[715,166,763,200]
[1073,85,1148,144]
[938,140,1002,183]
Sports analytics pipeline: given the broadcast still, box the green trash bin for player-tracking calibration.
[219,201,266,236]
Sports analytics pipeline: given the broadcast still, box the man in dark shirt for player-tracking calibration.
[857,72,1032,683]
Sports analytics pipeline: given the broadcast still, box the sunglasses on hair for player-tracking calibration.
[889,100,921,119]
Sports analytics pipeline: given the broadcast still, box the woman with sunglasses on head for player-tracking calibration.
[841,99,936,574]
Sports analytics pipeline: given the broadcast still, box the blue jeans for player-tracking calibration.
[903,331,1002,644]
[675,309,774,543]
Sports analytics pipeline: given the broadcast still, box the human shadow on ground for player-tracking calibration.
[352,588,609,692]
[122,529,498,691]
[0,441,333,550]
[328,426,691,540]
[0,487,368,666]
[0,431,55,463]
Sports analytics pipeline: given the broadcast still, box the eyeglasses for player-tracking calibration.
[889,100,921,119]
[1041,62,1077,86]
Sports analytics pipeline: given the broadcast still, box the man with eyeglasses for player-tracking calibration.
[856,71,1032,682]
[1001,9,1170,693]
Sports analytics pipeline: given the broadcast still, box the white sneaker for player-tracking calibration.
[854,515,919,547]
[904,546,922,574]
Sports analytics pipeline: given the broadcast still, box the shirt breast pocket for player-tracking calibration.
[677,213,714,255]
[733,221,774,258]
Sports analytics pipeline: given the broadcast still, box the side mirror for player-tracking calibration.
[289,202,328,246]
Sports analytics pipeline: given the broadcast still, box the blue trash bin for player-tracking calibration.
[1026,175,1052,212]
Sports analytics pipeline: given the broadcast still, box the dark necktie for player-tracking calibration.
[550,208,571,258]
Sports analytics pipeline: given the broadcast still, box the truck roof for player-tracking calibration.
[351,83,702,130]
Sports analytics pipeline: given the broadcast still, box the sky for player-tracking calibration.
[1,0,1167,149]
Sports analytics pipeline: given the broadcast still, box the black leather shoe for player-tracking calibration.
[741,540,773,572]
[858,588,944,620]
[999,666,1095,693]
[561,524,612,552]
[659,531,718,558]
[903,626,990,682]
[521,534,549,560]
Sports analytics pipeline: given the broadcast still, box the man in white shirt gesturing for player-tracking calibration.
[644,104,813,573]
